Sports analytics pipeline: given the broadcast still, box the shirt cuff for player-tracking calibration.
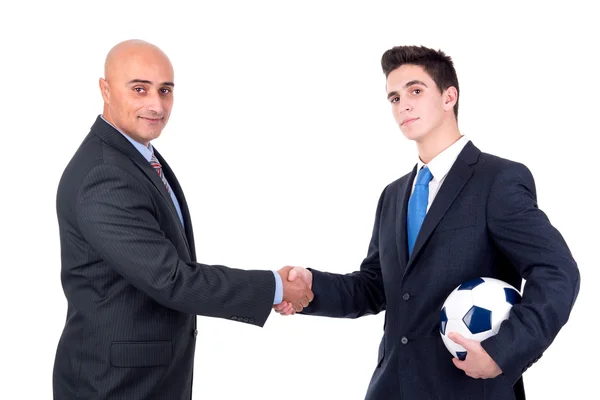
[272,270,283,304]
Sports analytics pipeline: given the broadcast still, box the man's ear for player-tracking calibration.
[443,86,458,111]
[99,78,110,103]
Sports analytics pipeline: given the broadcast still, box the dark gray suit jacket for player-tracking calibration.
[302,141,580,400]
[53,116,275,399]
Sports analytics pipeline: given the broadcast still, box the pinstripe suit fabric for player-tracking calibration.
[53,116,275,399]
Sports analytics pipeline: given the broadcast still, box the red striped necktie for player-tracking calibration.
[150,152,171,193]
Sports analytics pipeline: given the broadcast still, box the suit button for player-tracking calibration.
[193,329,198,337]
[401,337,408,345]
[402,293,411,301]
[231,316,237,320]
[249,318,255,323]
[243,318,249,323]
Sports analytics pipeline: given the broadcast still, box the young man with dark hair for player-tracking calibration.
[275,45,579,399]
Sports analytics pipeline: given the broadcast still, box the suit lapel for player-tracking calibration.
[153,149,196,260]
[90,116,193,257]
[396,166,417,267]
[402,141,481,276]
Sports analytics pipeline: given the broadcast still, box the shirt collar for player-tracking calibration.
[416,135,470,182]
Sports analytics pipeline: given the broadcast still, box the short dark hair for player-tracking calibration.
[381,45,460,118]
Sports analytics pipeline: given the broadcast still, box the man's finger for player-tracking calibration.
[448,332,472,349]
[452,357,466,371]
[279,303,295,315]
[452,358,476,379]
[300,296,309,308]
[288,269,297,281]
[292,302,304,313]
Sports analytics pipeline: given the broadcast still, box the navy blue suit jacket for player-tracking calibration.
[302,141,580,400]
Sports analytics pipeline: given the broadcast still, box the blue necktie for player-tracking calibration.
[407,166,433,256]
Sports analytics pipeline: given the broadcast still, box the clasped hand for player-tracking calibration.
[274,266,313,314]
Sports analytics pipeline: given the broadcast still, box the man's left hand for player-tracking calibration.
[448,332,502,379]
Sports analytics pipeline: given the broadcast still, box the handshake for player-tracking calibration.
[274,266,313,315]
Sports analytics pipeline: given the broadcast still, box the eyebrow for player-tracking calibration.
[127,79,175,87]
[404,80,427,88]
[387,80,428,100]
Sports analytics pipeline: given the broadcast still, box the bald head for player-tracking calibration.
[99,39,175,146]
[104,39,172,80]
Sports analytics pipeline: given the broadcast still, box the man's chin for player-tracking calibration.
[138,124,165,137]
[144,131,163,141]
[401,130,424,142]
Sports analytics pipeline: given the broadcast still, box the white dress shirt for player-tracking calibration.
[411,135,470,212]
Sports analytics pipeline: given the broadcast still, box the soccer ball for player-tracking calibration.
[439,277,521,360]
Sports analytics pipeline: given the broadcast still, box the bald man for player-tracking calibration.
[52,40,313,399]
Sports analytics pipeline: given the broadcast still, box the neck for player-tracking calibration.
[101,105,115,128]
[101,106,150,147]
[416,120,461,164]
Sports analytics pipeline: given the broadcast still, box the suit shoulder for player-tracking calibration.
[57,130,135,200]
[477,151,533,178]
[62,127,137,175]
[372,169,414,206]
[385,169,414,192]
[479,151,522,167]
[473,151,538,201]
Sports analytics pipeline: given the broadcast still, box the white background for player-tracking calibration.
[1,1,597,399]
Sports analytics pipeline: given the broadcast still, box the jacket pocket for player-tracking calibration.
[110,341,172,368]
[436,212,477,232]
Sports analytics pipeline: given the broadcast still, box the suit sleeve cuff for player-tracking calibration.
[481,335,522,384]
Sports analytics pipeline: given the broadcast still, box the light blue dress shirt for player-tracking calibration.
[100,116,283,304]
